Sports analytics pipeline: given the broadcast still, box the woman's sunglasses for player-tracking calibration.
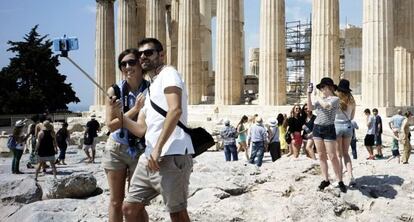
[120,59,138,68]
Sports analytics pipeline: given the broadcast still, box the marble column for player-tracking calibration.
[146,0,166,51]
[239,0,245,90]
[215,0,242,105]
[135,0,146,43]
[177,0,202,104]
[344,27,362,94]
[310,0,340,83]
[362,0,394,107]
[200,0,212,101]
[259,0,286,105]
[94,0,115,106]
[394,0,414,106]
[249,48,259,76]
[117,0,137,82]
[166,0,179,67]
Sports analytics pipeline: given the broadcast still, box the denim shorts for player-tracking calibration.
[313,124,336,141]
[335,122,353,138]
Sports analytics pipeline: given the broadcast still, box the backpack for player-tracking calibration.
[7,135,17,149]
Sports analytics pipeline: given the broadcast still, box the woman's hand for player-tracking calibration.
[134,93,145,111]
[109,97,123,120]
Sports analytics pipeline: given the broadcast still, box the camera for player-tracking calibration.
[53,36,79,57]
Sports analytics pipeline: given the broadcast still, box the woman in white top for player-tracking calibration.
[334,79,356,186]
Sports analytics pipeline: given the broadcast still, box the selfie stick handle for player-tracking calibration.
[64,56,110,98]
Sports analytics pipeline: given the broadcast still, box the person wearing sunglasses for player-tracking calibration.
[103,48,149,222]
[109,38,194,222]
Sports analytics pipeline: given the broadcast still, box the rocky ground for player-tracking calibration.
[1,140,413,222]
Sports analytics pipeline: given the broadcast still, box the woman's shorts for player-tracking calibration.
[391,149,400,157]
[313,124,336,141]
[102,137,139,172]
[364,134,375,146]
[292,132,303,146]
[335,122,353,138]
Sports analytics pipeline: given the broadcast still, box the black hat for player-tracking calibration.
[336,79,352,93]
[316,77,337,90]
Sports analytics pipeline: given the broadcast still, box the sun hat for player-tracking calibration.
[91,114,96,118]
[255,117,263,125]
[336,79,352,93]
[224,119,230,126]
[316,77,338,90]
[15,119,28,127]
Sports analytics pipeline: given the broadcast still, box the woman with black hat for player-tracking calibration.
[334,79,356,186]
[307,77,347,193]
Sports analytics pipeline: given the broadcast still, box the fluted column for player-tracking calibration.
[200,0,212,101]
[117,0,137,82]
[146,0,166,50]
[259,0,286,105]
[215,0,242,105]
[177,0,202,104]
[310,0,340,83]
[362,0,394,107]
[166,0,179,67]
[394,0,414,106]
[95,0,115,106]
[344,27,362,94]
[135,0,146,42]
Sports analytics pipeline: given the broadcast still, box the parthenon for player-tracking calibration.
[94,0,414,113]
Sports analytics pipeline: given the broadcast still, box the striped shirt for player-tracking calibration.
[314,96,339,126]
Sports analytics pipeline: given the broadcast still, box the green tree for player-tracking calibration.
[0,25,80,114]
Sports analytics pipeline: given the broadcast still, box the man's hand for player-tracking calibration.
[134,93,145,111]
[147,147,161,172]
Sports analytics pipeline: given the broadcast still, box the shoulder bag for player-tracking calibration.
[150,100,215,158]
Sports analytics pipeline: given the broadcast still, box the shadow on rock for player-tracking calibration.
[351,175,404,199]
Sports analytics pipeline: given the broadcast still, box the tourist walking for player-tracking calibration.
[83,114,100,163]
[287,104,305,158]
[220,120,238,161]
[34,120,58,181]
[302,103,316,159]
[372,108,383,158]
[103,48,149,222]
[26,115,38,169]
[277,114,288,154]
[307,77,346,193]
[236,115,249,160]
[267,118,281,162]
[248,117,268,167]
[334,79,356,186]
[111,38,194,222]
[55,122,70,165]
[10,120,29,174]
[363,109,376,160]
[401,111,413,164]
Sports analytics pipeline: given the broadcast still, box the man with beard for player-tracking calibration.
[110,38,194,222]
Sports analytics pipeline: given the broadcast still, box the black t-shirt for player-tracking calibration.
[86,119,100,138]
[288,116,305,132]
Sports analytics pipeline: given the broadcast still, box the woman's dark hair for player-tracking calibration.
[118,48,140,71]
[404,111,412,118]
[138,38,163,52]
[236,115,248,129]
[277,113,284,126]
[302,103,312,116]
[364,108,371,114]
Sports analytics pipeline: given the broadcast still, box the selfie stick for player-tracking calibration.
[62,55,110,98]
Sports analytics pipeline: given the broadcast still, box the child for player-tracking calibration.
[387,129,400,163]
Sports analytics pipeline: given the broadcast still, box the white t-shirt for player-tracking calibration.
[366,115,376,135]
[143,66,194,157]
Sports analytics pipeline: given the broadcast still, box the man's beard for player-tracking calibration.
[141,59,159,72]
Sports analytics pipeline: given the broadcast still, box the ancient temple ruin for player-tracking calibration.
[92,0,414,114]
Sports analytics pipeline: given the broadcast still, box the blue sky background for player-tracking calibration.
[0,0,362,111]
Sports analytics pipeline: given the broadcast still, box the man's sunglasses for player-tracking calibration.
[138,49,157,57]
[120,59,138,68]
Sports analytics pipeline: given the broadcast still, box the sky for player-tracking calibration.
[0,0,362,112]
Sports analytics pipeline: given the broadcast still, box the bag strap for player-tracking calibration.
[149,99,191,134]
[341,109,352,123]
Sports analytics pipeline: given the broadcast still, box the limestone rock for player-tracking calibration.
[43,173,98,199]
[0,175,42,204]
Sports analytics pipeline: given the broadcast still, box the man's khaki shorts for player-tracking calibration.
[125,154,193,213]
[83,139,97,151]
[102,137,138,172]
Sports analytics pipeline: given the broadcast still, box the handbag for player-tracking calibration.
[150,100,215,158]
[285,131,292,144]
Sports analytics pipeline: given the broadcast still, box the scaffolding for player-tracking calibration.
[285,19,312,103]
